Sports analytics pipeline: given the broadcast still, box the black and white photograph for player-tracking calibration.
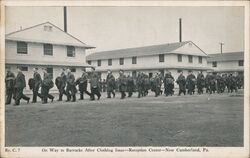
[1,1,249,158]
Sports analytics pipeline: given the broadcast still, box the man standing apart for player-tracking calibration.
[14,67,30,106]
[5,67,15,105]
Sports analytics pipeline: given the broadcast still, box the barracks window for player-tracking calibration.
[70,68,76,72]
[198,56,202,64]
[67,46,75,57]
[238,60,244,66]
[188,55,193,63]
[159,54,164,62]
[119,58,124,65]
[43,44,53,56]
[97,60,101,66]
[178,54,182,62]
[132,56,137,64]
[108,59,112,66]
[17,42,28,54]
[212,61,217,67]
[87,60,91,65]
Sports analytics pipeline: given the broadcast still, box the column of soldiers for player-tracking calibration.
[5,67,244,105]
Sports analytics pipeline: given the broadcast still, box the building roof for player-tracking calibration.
[6,22,95,49]
[207,52,244,62]
[86,41,207,60]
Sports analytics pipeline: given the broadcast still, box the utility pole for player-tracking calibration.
[63,6,67,32]
[219,42,224,54]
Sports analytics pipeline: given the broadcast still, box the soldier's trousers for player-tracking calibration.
[155,87,161,97]
[91,87,101,100]
[14,88,30,105]
[32,86,42,102]
[79,90,91,100]
[6,88,14,104]
[41,86,54,103]
[107,91,115,98]
[120,91,126,99]
[58,86,67,101]
[66,85,76,101]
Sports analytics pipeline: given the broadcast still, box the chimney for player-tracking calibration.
[179,18,182,43]
[64,6,67,32]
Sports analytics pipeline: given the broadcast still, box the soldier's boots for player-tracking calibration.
[79,94,84,100]
[72,95,76,102]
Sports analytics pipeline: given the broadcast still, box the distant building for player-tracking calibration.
[86,41,210,79]
[207,52,244,74]
[5,22,95,88]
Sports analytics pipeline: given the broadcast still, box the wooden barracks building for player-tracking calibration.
[5,22,95,88]
[86,41,210,79]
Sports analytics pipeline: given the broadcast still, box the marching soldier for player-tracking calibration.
[106,70,116,98]
[144,74,151,96]
[14,67,30,106]
[5,68,15,105]
[216,73,225,93]
[118,70,127,99]
[41,68,54,104]
[102,79,107,92]
[153,73,161,97]
[56,68,67,101]
[176,70,186,96]
[186,70,196,95]
[137,72,144,98]
[228,73,238,93]
[66,68,77,102]
[197,71,205,94]
[163,71,174,96]
[75,69,91,100]
[32,68,43,103]
[89,68,101,100]
[127,74,134,97]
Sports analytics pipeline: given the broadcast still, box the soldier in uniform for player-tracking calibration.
[186,70,196,95]
[216,73,225,93]
[65,68,77,102]
[75,69,92,100]
[205,72,212,94]
[118,70,127,99]
[56,68,67,101]
[41,68,54,104]
[144,74,151,96]
[137,72,144,98]
[126,74,134,97]
[32,68,43,103]
[153,73,161,97]
[102,79,107,92]
[106,70,116,98]
[176,70,186,96]
[5,68,15,105]
[197,71,205,94]
[228,73,238,93]
[89,68,101,100]
[14,67,30,105]
[163,71,174,96]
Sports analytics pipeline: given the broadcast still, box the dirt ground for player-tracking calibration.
[5,91,243,147]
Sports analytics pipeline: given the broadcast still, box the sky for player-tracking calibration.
[5,6,244,55]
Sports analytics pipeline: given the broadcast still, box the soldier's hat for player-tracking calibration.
[119,69,124,73]
[91,67,95,71]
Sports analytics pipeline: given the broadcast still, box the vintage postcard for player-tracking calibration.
[0,0,249,158]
